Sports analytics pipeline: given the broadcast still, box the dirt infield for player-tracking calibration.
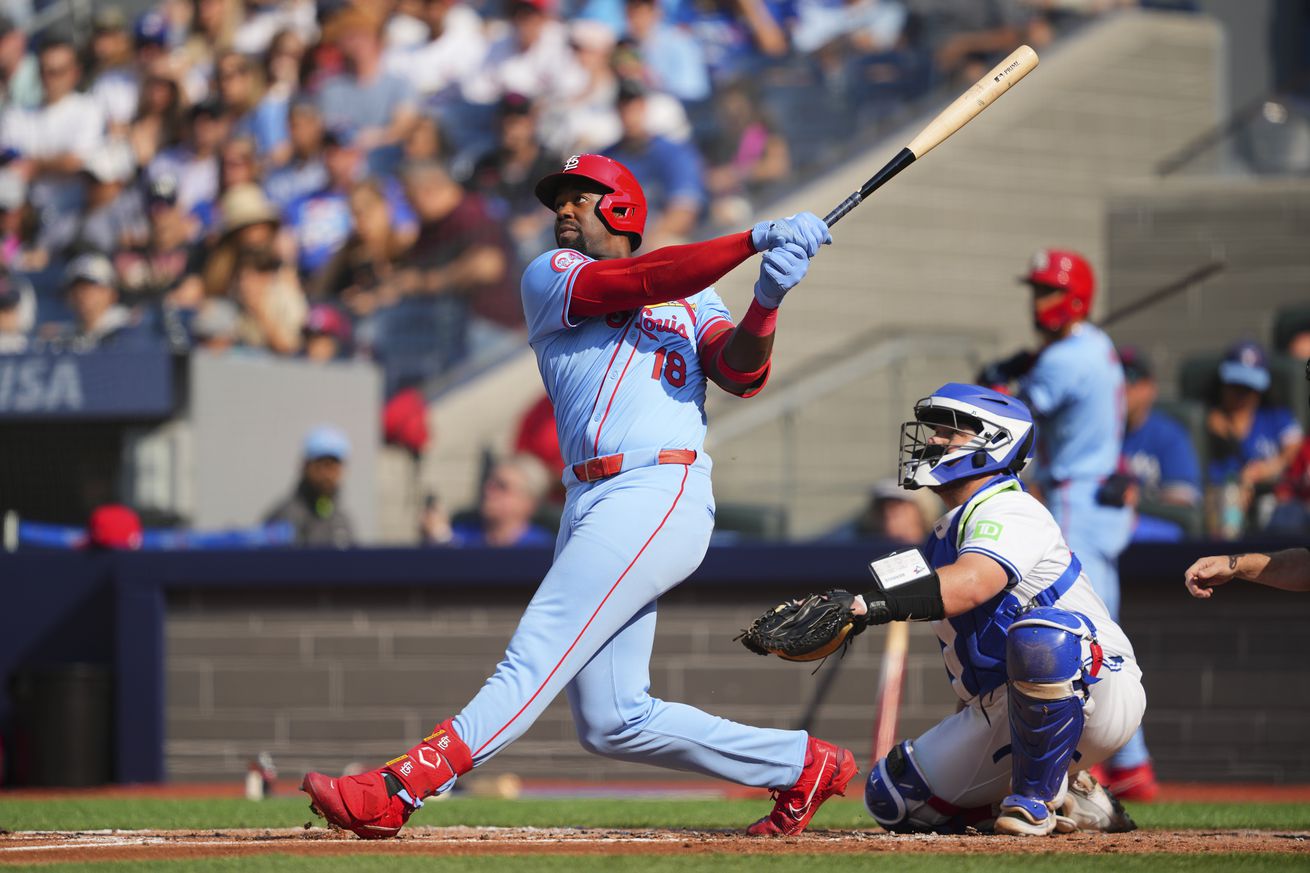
[2,826,1308,864]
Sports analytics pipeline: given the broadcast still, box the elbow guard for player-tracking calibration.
[864,548,945,623]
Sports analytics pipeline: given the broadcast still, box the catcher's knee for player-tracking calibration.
[1006,607,1096,697]
[864,741,970,834]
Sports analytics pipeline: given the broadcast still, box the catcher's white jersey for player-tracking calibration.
[925,475,1139,704]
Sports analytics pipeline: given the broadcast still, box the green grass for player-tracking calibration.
[17,856,1310,873]
[1,796,1307,832]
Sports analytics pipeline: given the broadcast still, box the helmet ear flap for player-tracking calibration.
[1008,428,1036,474]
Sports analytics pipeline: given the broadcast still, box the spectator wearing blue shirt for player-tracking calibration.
[215,50,290,164]
[447,454,555,547]
[1119,347,1201,542]
[1206,339,1302,502]
[264,100,330,210]
[317,5,419,177]
[603,79,706,245]
[624,0,712,103]
[283,128,416,276]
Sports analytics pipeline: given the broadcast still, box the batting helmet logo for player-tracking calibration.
[534,154,648,249]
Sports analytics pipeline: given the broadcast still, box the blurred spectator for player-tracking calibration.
[398,159,518,344]
[903,0,1034,83]
[175,0,242,104]
[469,93,562,258]
[1279,308,1310,362]
[513,392,565,502]
[1,37,107,217]
[302,301,352,361]
[402,114,455,167]
[264,99,329,208]
[0,267,33,353]
[285,127,415,275]
[704,80,789,225]
[446,453,554,547]
[382,0,487,106]
[0,15,40,111]
[41,253,153,351]
[82,504,144,550]
[603,79,705,245]
[89,6,141,137]
[129,73,187,168]
[1119,346,1201,542]
[219,135,263,194]
[265,424,356,547]
[462,0,586,106]
[215,49,290,164]
[825,479,932,543]
[189,296,242,352]
[1206,340,1302,533]
[383,385,430,456]
[624,0,711,103]
[40,140,146,260]
[149,99,228,216]
[317,4,419,174]
[309,177,413,317]
[233,244,305,354]
[263,28,309,105]
[541,21,692,155]
[0,167,41,270]
[790,0,908,56]
[132,10,173,71]
[116,175,199,301]
[673,0,789,83]
[233,0,318,56]
[1270,437,1310,535]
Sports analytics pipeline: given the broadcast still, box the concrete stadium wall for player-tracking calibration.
[161,548,1310,786]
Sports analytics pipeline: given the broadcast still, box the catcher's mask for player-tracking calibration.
[899,383,1035,490]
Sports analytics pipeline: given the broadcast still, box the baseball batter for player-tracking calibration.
[301,154,857,838]
[859,384,1146,836]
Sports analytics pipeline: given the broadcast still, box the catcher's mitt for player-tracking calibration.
[736,590,868,662]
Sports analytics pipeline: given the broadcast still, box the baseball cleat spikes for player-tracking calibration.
[747,737,858,836]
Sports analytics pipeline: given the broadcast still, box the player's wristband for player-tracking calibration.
[740,298,778,337]
[864,547,945,622]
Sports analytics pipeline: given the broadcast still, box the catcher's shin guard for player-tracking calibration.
[996,608,1093,836]
[302,719,472,839]
[864,741,994,834]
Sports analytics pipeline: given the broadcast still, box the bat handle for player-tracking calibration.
[823,192,862,228]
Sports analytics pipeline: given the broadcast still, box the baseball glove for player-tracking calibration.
[736,590,868,662]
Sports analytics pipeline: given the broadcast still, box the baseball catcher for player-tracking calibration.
[740,384,1146,836]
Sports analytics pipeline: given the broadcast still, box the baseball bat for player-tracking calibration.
[1096,260,1226,329]
[824,45,1040,228]
[869,621,910,767]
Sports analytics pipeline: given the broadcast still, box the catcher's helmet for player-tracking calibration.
[899,383,1035,490]
[1023,248,1093,332]
[534,154,647,249]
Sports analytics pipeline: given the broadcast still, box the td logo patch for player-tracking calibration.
[551,250,588,272]
[973,520,1004,541]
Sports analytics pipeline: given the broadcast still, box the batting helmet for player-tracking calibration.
[1023,248,1094,332]
[534,154,647,249]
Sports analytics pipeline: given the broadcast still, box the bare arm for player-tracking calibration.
[1184,549,1310,597]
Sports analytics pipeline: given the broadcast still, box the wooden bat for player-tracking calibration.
[1096,260,1226,329]
[824,45,1040,228]
[869,620,910,766]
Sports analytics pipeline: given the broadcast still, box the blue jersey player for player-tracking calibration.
[857,384,1145,836]
[978,249,1156,800]
[301,154,857,838]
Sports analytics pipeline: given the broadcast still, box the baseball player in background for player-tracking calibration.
[301,154,858,838]
[860,383,1144,836]
[978,250,1155,799]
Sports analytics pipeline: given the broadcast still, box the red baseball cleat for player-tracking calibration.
[302,719,473,839]
[1105,761,1159,802]
[301,770,418,839]
[747,737,858,836]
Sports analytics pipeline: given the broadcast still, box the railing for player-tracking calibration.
[706,326,995,523]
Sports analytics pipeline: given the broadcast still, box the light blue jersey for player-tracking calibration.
[1019,323,1125,486]
[522,248,734,469]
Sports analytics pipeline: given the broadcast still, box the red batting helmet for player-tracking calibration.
[534,154,647,249]
[1023,248,1094,332]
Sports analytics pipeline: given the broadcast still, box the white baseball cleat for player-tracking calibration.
[1059,769,1137,833]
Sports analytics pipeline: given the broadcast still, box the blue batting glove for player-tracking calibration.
[751,212,831,257]
[753,242,809,309]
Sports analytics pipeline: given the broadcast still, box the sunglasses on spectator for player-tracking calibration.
[40,63,75,77]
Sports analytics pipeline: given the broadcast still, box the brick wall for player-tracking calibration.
[166,572,1310,785]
